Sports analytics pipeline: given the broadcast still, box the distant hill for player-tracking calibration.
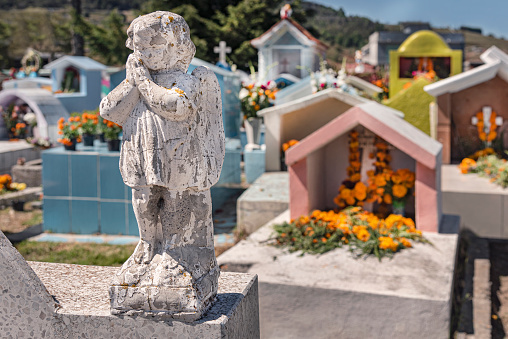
[1,1,508,69]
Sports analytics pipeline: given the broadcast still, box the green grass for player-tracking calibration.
[384,77,434,135]
[15,241,136,266]
[22,211,43,227]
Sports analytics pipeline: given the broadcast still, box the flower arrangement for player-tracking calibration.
[333,133,415,216]
[475,110,498,143]
[273,207,428,260]
[459,154,508,188]
[26,137,52,149]
[370,137,391,173]
[14,122,26,137]
[57,116,82,146]
[282,139,299,152]
[102,119,122,140]
[366,168,415,206]
[310,59,338,93]
[335,131,365,208]
[1,105,20,138]
[372,78,389,100]
[0,174,26,194]
[80,110,100,135]
[239,80,277,119]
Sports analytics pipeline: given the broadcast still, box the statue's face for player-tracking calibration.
[132,19,195,72]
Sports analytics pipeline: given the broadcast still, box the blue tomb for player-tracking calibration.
[42,140,241,235]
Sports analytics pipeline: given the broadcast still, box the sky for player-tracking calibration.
[310,0,508,38]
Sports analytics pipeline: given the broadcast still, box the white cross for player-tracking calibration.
[471,106,503,138]
[214,41,231,64]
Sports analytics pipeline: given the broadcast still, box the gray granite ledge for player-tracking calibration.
[29,261,257,323]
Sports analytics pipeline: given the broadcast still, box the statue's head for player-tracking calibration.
[126,11,196,72]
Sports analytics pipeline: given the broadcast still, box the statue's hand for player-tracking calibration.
[127,53,152,86]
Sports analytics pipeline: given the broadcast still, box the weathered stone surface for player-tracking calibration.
[219,210,459,338]
[12,159,42,187]
[0,229,260,338]
[99,11,225,318]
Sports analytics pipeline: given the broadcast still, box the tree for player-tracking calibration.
[71,0,85,56]
[0,20,12,68]
[76,10,130,65]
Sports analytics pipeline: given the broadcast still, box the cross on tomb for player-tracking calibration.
[471,106,503,141]
[214,41,232,64]
[280,58,290,73]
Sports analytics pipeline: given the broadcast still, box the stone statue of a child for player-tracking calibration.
[100,11,225,320]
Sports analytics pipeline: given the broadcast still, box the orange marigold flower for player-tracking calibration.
[357,228,370,242]
[383,193,392,204]
[392,184,408,198]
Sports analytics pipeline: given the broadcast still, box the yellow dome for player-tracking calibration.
[398,30,451,54]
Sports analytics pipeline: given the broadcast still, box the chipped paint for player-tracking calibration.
[99,11,225,320]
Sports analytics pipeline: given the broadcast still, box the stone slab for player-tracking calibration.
[442,164,508,238]
[1,226,259,338]
[219,210,459,339]
[237,172,289,235]
[0,186,42,209]
[0,140,40,174]
[244,148,266,184]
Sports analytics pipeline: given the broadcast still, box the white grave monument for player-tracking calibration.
[214,41,232,65]
[100,11,225,321]
[251,5,328,82]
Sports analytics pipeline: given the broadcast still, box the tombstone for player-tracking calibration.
[43,56,107,113]
[390,30,462,98]
[251,6,328,83]
[425,46,508,163]
[0,88,70,142]
[258,88,372,172]
[0,230,259,337]
[285,101,443,232]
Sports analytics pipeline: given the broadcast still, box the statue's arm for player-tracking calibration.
[130,56,197,121]
[99,80,139,126]
[137,79,197,121]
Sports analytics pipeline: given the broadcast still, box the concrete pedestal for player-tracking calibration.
[237,172,289,235]
[219,211,459,339]
[442,164,508,238]
[244,148,266,184]
[0,231,260,338]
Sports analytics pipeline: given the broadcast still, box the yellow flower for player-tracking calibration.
[375,175,386,187]
[357,228,370,242]
[353,182,367,201]
[383,193,392,204]
[340,188,352,199]
[392,184,408,198]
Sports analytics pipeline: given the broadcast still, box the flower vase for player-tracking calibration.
[64,138,77,151]
[392,200,405,216]
[245,117,262,146]
[83,133,94,147]
[107,139,120,152]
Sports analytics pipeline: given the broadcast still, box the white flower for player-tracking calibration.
[23,112,37,125]
[239,88,249,100]
[311,86,318,93]
[310,79,316,86]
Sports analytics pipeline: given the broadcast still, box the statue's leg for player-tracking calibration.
[159,189,214,249]
[131,186,160,264]
[158,189,219,302]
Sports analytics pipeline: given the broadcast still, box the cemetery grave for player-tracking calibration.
[4,2,508,337]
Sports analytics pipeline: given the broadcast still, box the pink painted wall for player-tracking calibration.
[289,158,309,219]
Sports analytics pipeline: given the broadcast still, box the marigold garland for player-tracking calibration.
[335,131,365,208]
[273,207,428,260]
[476,111,498,142]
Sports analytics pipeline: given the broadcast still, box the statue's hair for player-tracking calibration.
[125,11,189,50]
